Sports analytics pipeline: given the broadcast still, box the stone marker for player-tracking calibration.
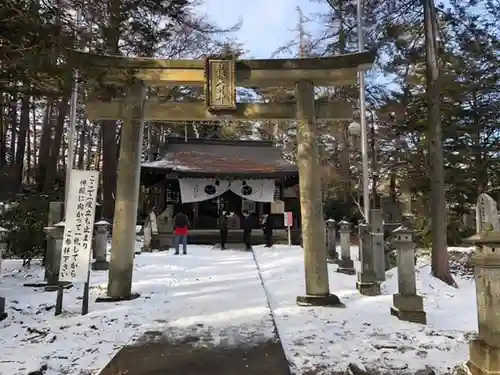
[44,201,64,280]
[464,226,500,375]
[44,221,65,291]
[390,220,426,324]
[92,220,110,270]
[157,206,174,250]
[337,219,355,274]
[325,219,337,262]
[370,209,386,282]
[476,193,500,233]
[356,222,381,296]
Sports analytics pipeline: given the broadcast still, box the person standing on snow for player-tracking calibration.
[173,209,190,255]
[242,210,253,250]
[261,213,274,248]
[218,211,229,250]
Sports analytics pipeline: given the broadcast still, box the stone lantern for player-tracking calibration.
[390,223,426,324]
[337,219,355,274]
[465,230,500,375]
[356,220,380,296]
[92,220,110,270]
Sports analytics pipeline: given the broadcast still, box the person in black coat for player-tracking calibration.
[241,210,253,250]
[261,214,274,248]
[218,211,229,250]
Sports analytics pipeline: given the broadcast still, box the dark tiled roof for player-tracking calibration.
[142,137,298,177]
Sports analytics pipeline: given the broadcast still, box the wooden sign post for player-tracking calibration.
[56,170,99,316]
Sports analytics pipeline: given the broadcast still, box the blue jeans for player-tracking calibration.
[174,235,188,254]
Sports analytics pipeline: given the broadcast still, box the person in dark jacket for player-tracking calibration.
[261,214,274,248]
[241,210,253,250]
[173,210,190,255]
[218,211,229,250]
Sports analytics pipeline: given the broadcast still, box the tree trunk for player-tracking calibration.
[471,89,488,194]
[77,120,86,169]
[44,97,70,192]
[8,96,18,165]
[14,94,31,190]
[101,121,118,218]
[31,100,38,181]
[423,0,455,286]
[37,99,54,190]
[101,0,121,218]
[340,123,351,212]
[0,94,5,169]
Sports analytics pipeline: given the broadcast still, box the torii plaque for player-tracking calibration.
[204,55,237,112]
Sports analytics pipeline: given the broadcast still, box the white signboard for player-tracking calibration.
[284,212,293,227]
[59,170,99,282]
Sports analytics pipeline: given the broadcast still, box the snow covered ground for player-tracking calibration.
[0,243,476,375]
[0,246,274,375]
[253,245,476,375]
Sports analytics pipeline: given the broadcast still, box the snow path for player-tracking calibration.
[253,245,476,375]
[0,246,276,375]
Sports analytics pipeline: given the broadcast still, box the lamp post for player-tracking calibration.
[348,121,369,220]
[356,0,370,223]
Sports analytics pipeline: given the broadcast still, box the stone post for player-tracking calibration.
[294,80,342,307]
[390,223,426,324]
[142,219,151,253]
[44,221,65,292]
[0,295,6,321]
[325,219,337,262]
[0,226,7,321]
[107,80,146,300]
[465,231,500,375]
[92,220,110,271]
[0,227,8,276]
[370,209,386,282]
[356,221,380,296]
[337,219,355,274]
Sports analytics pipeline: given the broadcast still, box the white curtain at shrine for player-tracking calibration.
[230,179,275,202]
[179,178,230,203]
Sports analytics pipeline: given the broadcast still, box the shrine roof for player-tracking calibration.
[141,137,298,178]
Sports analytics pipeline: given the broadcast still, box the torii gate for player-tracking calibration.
[69,50,375,306]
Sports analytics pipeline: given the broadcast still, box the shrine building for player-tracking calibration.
[139,135,301,244]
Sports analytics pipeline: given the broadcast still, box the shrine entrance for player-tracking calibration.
[70,49,375,304]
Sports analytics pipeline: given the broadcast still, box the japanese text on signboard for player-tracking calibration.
[59,170,99,282]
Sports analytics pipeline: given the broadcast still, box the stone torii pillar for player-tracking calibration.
[295,80,342,307]
[103,80,146,301]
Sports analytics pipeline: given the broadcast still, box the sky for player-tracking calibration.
[197,0,329,58]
